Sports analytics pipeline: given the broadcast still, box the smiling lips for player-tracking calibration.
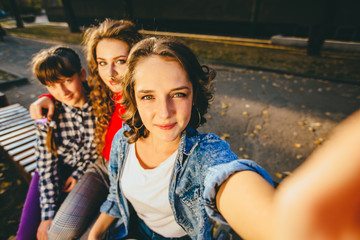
[156,123,177,130]
[63,95,73,101]
[109,80,119,86]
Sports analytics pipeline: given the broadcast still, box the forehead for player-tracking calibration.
[96,38,129,56]
[133,55,191,89]
[44,73,77,84]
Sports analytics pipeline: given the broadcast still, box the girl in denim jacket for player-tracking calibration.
[89,38,275,240]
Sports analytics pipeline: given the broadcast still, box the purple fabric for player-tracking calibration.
[16,171,41,240]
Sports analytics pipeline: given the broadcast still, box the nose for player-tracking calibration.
[158,97,173,119]
[107,63,117,78]
[59,84,70,96]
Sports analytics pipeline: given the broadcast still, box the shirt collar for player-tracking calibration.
[62,101,92,117]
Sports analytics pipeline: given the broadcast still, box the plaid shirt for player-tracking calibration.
[35,101,98,220]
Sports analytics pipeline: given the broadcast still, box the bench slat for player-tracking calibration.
[18,155,37,167]
[1,130,36,146]
[0,115,33,128]
[0,107,28,119]
[24,162,37,173]
[0,126,36,142]
[4,135,37,151]
[0,121,34,136]
[0,103,21,113]
[13,148,35,162]
[8,141,35,156]
[0,104,37,176]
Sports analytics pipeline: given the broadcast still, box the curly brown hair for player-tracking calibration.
[121,37,215,143]
[82,19,142,156]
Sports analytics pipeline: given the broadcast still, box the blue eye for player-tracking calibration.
[98,61,106,66]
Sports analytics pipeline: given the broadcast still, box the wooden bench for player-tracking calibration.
[0,104,37,177]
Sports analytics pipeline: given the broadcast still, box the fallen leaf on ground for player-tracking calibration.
[275,173,283,179]
[314,122,322,127]
[294,143,302,148]
[220,133,230,140]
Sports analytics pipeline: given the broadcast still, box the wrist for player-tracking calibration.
[39,94,54,100]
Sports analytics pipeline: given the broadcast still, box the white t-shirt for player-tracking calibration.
[121,143,187,238]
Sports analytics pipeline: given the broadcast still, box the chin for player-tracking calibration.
[109,86,122,93]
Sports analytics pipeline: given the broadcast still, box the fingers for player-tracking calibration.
[62,177,77,192]
[29,96,55,120]
[47,102,54,120]
[37,220,52,240]
[30,102,45,120]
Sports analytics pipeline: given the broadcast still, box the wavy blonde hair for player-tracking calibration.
[121,37,215,143]
[82,19,142,156]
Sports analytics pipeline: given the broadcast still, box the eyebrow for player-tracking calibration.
[97,55,127,60]
[137,86,191,94]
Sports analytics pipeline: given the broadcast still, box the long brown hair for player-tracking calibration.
[121,37,215,143]
[31,46,83,155]
[82,19,142,156]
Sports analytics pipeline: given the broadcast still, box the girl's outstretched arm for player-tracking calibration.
[216,170,275,240]
[273,110,360,240]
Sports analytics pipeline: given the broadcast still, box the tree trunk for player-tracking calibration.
[307,0,339,56]
[10,0,24,28]
[61,0,80,33]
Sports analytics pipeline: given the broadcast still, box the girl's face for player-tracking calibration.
[45,68,87,108]
[134,55,193,144]
[96,38,129,93]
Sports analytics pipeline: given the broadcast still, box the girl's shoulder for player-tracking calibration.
[197,132,230,148]
[112,123,131,142]
[183,131,231,156]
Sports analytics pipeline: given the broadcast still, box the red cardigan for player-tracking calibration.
[39,93,125,161]
[102,93,125,161]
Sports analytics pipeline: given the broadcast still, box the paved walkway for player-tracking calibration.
[0,35,359,179]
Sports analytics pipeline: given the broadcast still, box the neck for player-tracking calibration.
[145,136,180,153]
[135,134,181,169]
[71,95,87,108]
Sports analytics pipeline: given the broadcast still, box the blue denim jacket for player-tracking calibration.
[100,126,273,239]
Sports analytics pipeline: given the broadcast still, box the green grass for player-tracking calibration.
[6,25,83,44]
[5,25,360,84]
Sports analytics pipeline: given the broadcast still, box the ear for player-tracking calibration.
[79,68,87,82]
